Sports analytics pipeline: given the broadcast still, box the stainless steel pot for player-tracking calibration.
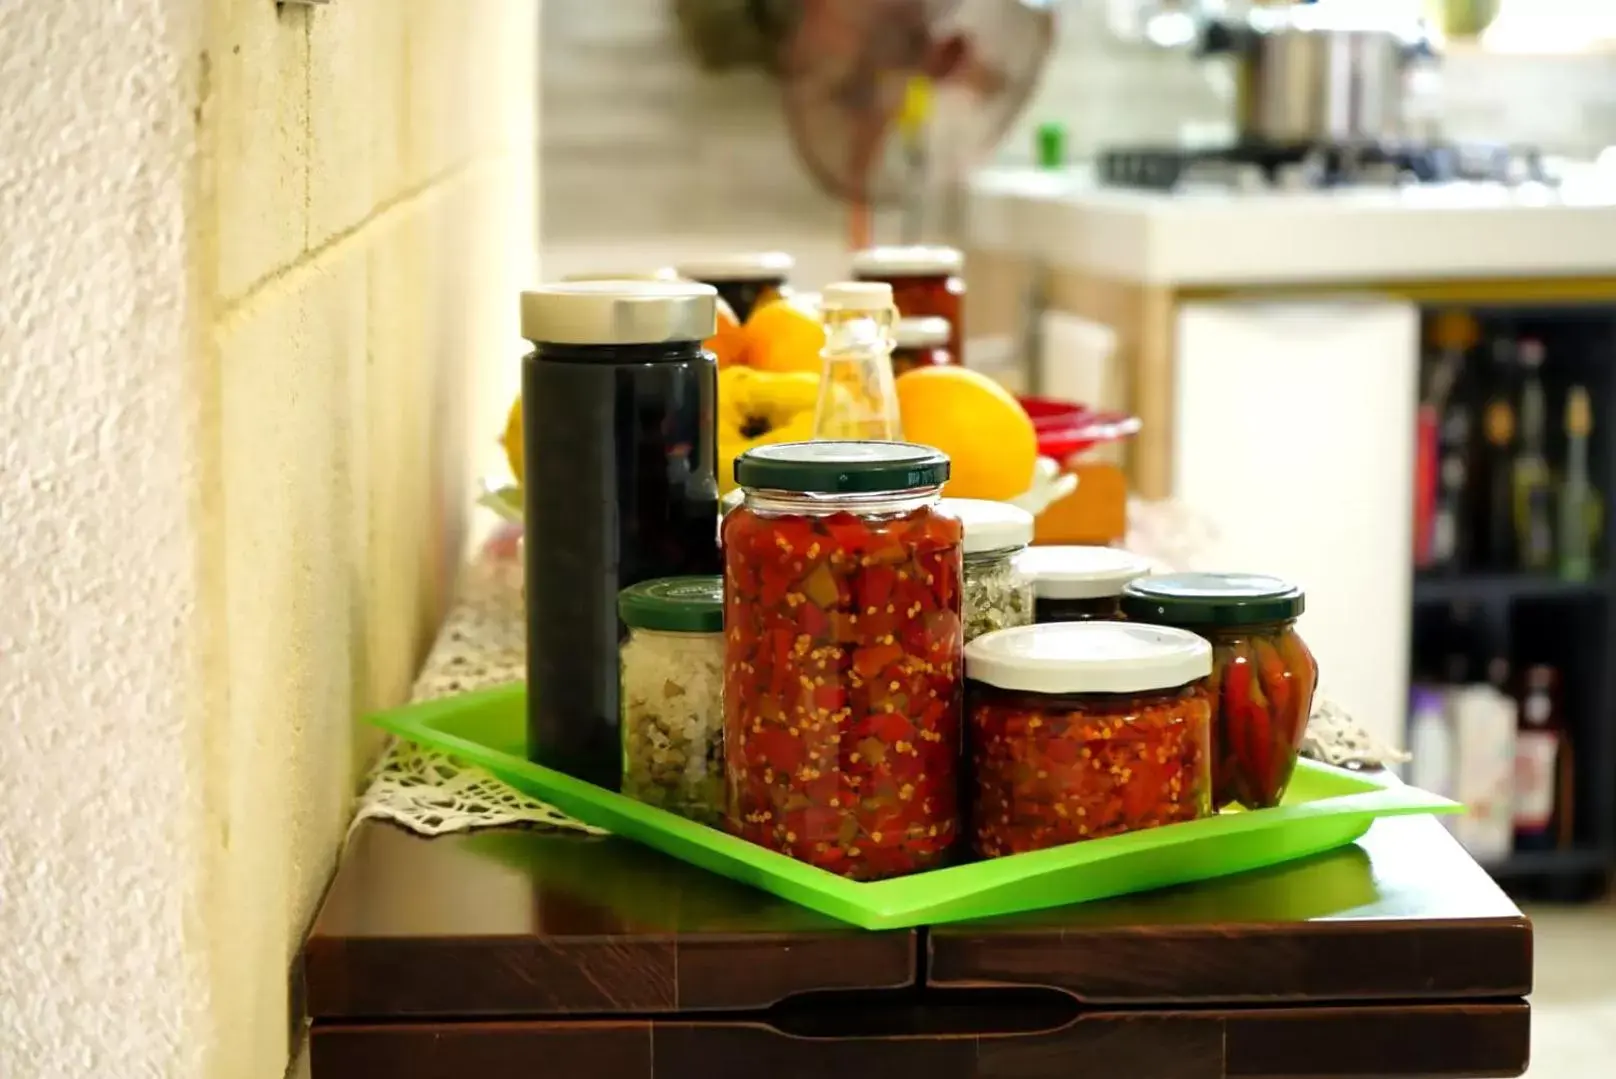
[1203,8,1435,146]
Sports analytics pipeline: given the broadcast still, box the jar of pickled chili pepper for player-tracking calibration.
[965,622,1214,857]
[891,317,954,378]
[676,252,794,322]
[939,498,1034,642]
[1021,545,1154,624]
[1120,573,1318,810]
[723,441,964,880]
[852,246,964,360]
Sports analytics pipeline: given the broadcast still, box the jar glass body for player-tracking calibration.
[855,270,965,360]
[891,341,954,378]
[1185,620,1318,810]
[1034,594,1124,624]
[524,341,721,787]
[963,547,1034,642]
[967,678,1213,857]
[620,626,726,825]
[699,276,788,323]
[722,487,964,880]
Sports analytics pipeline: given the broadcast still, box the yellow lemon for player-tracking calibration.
[743,294,824,374]
[502,395,524,484]
[895,367,1037,501]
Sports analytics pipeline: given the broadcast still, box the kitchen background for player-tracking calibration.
[541,0,1616,269]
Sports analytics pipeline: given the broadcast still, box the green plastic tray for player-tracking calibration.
[371,682,1460,930]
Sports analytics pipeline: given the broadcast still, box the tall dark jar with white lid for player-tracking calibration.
[521,280,722,787]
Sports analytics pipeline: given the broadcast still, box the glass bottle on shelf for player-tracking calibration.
[1559,385,1598,582]
[1512,664,1565,852]
[812,281,902,442]
[1512,339,1555,573]
[1426,311,1478,573]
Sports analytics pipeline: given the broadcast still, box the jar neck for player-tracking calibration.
[743,485,941,517]
[626,626,722,641]
[1194,619,1299,637]
[533,340,706,364]
[964,545,1026,565]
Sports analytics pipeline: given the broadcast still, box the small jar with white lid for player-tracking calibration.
[618,576,726,825]
[1022,545,1155,624]
[851,245,965,359]
[676,252,795,322]
[941,498,1036,641]
[964,621,1214,857]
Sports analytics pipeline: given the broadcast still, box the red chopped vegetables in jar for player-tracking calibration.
[1121,573,1318,810]
[723,440,964,880]
[964,621,1213,857]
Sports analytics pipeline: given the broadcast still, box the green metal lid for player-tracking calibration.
[733,440,950,494]
[1120,572,1305,627]
[618,576,724,633]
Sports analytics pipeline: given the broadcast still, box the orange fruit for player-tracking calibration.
[743,293,825,374]
[706,297,747,368]
[502,394,524,484]
[895,367,1037,501]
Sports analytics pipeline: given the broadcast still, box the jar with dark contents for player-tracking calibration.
[1022,545,1154,623]
[852,245,965,360]
[939,497,1034,642]
[1121,573,1318,810]
[891,316,954,378]
[676,252,794,322]
[723,441,964,880]
[522,281,722,788]
[964,622,1214,857]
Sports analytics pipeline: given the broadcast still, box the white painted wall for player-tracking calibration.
[0,3,538,1077]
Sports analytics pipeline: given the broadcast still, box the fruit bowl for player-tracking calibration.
[1018,397,1141,463]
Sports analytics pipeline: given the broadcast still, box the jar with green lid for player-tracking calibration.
[724,440,964,880]
[1022,545,1154,623]
[939,497,1035,641]
[618,576,726,825]
[1120,573,1319,810]
[964,621,1214,857]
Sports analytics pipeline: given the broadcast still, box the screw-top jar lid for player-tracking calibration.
[618,576,724,633]
[852,245,964,276]
[675,252,795,281]
[734,440,949,494]
[1020,545,1154,600]
[939,498,1033,555]
[966,621,1212,695]
[822,281,894,310]
[894,316,952,348]
[521,280,717,345]
[561,267,681,283]
[1120,572,1305,627]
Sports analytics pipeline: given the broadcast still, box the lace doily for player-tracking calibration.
[358,508,1405,839]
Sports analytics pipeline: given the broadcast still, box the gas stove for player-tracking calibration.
[1097,143,1556,192]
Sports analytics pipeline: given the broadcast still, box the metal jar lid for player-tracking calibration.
[966,621,1212,695]
[675,252,795,282]
[851,245,963,276]
[618,576,724,634]
[1021,545,1155,600]
[1120,572,1305,627]
[734,440,949,494]
[520,280,717,345]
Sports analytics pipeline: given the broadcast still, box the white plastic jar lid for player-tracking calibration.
[894,316,952,348]
[940,498,1034,555]
[852,245,963,276]
[966,621,1211,695]
[675,252,795,281]
[1021,545,1155,600]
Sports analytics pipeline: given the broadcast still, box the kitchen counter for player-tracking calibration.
[968,165,1616,286]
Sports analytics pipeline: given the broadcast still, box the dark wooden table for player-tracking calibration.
[303,814,1531,1079]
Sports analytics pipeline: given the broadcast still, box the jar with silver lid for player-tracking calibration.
[675,251,794,321]
[941,498,1036,641]
[522,280,721,788]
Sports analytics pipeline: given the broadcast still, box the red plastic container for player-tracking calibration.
[1017,397,1141,462]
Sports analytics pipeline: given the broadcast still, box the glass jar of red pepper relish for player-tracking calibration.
[851,246,965,361]
[1120,574,1319,811]
[891,317,954,378]
[964,622,1214,857]
[723,440,964,880]
[1021,545,1155,624]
